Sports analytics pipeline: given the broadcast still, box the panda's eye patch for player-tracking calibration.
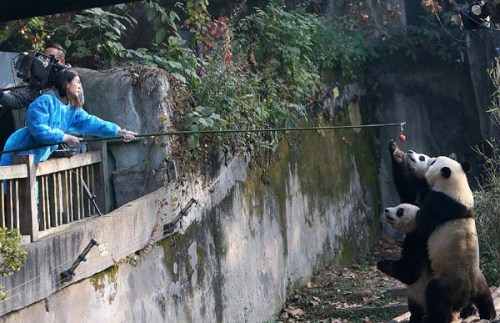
[430,160,436,166]
[396,208,404,217]
[419,156,426,161]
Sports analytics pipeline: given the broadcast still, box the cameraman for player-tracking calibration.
[0,43,67,111]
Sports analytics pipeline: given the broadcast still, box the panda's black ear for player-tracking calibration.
[440,167,452,178]
[461,161,471,173]
[449,153,457,160]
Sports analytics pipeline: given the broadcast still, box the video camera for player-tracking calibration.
[460,0,500,30]
[13,51,69,90]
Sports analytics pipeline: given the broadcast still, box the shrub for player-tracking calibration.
[472,57,500,286]
[0,228,28,300]
[474,152,500,286]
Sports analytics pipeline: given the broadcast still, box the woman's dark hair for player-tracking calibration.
[53,68,78,97]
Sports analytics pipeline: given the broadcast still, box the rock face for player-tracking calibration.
[77,66,175,207]
[466,33,500,140]
[374,60,484,236]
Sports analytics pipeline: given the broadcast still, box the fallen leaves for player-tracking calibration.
[277,238,408,322]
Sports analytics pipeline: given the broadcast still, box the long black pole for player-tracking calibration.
[0,122,406,155]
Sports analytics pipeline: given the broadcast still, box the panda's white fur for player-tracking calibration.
[405,150,435,180]
[427,218,479,282]
[417,156,495,322]
[403,150,435,205]
[384,203,419,233]
[425,156,474,210]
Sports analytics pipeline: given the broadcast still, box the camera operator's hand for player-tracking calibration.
[118,128,137,142]
[63,134,81,146]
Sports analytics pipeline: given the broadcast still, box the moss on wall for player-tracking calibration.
[240,101,380,267]
[89,265,119,305]
[147,95,381,319]
[159,220,203,279]
[243,164,268,219]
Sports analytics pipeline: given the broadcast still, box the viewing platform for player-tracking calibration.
[0,142,110,243]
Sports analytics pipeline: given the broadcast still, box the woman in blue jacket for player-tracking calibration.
[0,68,136,166]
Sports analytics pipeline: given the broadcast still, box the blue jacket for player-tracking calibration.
[0,91,119,166]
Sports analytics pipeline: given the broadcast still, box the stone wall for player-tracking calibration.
[77,66,175,208]
[0,70,381,321]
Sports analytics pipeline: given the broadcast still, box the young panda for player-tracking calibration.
[378,204,428,285]
[379,204,430,323]
[416,156,496,322]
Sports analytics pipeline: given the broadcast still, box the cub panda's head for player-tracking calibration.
[384,203,420,233]
[404,150,435,179]
[425,156,473,208]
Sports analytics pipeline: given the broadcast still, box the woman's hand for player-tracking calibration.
[118,128,137,142]
[63,134,81,146]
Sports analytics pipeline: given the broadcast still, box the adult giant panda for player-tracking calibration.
[416,156,496,322]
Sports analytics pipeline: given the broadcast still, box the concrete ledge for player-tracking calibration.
[0,187,170,316]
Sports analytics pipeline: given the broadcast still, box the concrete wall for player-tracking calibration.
[0,99,380,322]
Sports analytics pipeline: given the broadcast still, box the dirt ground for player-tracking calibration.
[276,237,500,323]
[277,237,409,323]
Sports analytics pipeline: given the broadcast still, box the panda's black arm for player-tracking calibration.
[389,140,418,204]
[415,191,472,239]
[377,233,428,284]
[377,257,424,284]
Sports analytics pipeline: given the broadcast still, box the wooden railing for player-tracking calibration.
[0,142,110,242]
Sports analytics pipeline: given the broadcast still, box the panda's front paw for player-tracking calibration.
[459,303,476,318]
[388,139,397,153]
[376,259,394,276]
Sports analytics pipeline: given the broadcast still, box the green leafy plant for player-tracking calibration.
[55,6,137,68]
[184,106,228,149]
[145,0,180,44]
[313,16,376,80]
[473,147,500,286]
[177,1,372,161]
[471,57,500,286]
[378,14,466,63]
[0,16,53,52]
[184,0,211,37]
[0,228,28,300]
[236,2,321,101]
[125,1,200,85]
